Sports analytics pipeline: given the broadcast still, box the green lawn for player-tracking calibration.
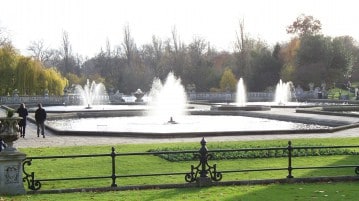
[2,137,359,200]
[4,182,359,201]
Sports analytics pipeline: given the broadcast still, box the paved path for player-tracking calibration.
[13,124,359,148]
[12,107,359,148]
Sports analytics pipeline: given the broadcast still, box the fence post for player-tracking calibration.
[287,141,294,178]
[185,138,223,185]
[199,138,209,178]
[196,138,212,186]
[110,147,117,187]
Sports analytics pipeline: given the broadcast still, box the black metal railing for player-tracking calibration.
[22,138,359,191]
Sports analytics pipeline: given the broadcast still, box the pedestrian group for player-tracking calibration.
[15,102,47,138]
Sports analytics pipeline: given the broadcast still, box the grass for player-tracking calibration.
[327,87,354,99]
[2,137,359,200]
[3,182,359,201]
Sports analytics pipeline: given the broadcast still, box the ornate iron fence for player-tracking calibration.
[22,138,359,191]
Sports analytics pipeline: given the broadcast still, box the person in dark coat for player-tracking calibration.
[16,103,28,138]
[35,103,47,138]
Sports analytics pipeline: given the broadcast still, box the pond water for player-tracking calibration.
[46,115,330,133]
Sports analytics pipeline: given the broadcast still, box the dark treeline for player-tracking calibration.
[1,14,359,96]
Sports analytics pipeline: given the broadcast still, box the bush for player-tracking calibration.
[149,144,359,162]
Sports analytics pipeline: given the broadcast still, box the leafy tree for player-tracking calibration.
[297,35,332,65]
[44,68,68,95]
[0,41,68,96]
[15,57,67,95]
[0,44,17,95]
[279,38,300,82]
[331,36,358,82]
[3,17,358,95]
[287,14,322,37]
[66,72,82,86]
[220,68,237,92]
[249,44,282,91]
[294,35,332,88]
[15,57,31,94]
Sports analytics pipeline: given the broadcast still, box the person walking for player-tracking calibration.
[35,103,47,138]
[16,103,28,138]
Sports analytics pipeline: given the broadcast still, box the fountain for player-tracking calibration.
[274,79,293,105]
[236,78,247,106]
[147,72,187,123]
[36,73,336,137]
[74,79,108,108]
[211,78,270,111]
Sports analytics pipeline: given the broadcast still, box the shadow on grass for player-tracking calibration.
[221,155,359,201]
[107,156,359,201]
[120,156,359,201]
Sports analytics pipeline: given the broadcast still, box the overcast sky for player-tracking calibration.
[0,0,358,57]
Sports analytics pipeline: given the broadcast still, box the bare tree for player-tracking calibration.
[189,37,206,56]
[43,30,80,75]
[0,26,10,46]
[105,38,112,57]
[142,35,164,78]
[172,27,179,53]
[234,19,252,78]
[27,40,53,62]
[170,26,187,76]
[43,49,61,67]
[185,37,210,91]
[152,35,162,60]
[61,30,72,73]
[234,19,246,52]
[122,24,135,67]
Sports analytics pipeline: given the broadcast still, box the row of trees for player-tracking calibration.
[281,35,358,89]
[1,14,359,96]
[282,15,358,89]
[0,43,67,96]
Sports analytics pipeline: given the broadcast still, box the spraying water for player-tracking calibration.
[274,79,293,105]
[74,79,108,107]
[147,72,187,122]
[236,78,247,106]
